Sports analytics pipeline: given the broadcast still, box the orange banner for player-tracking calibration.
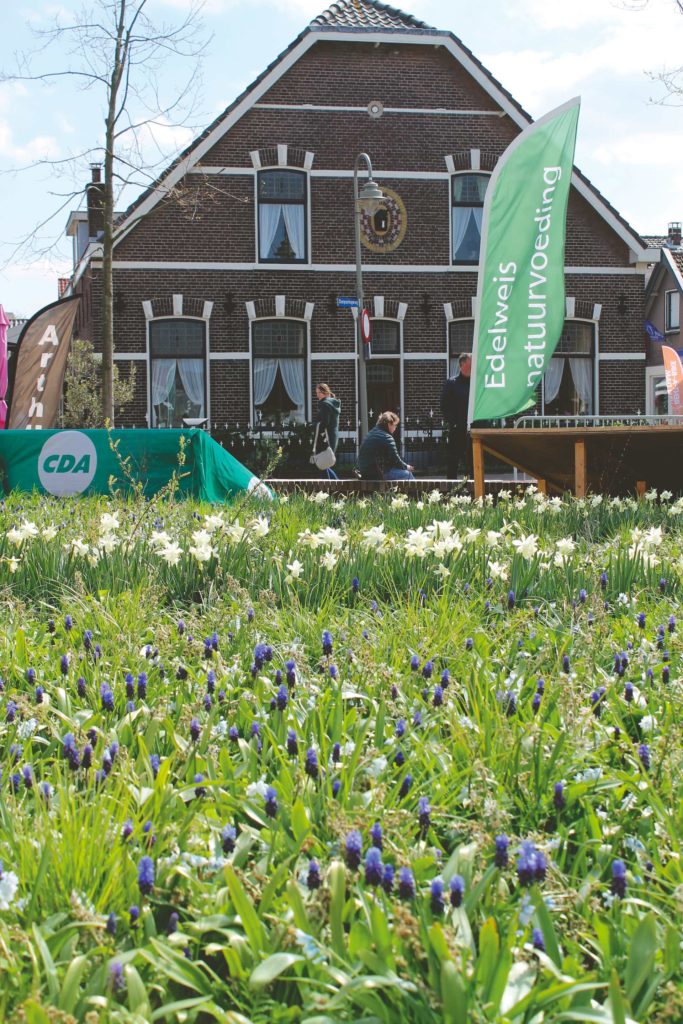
[662,345,683,416]
[8,296,80,430]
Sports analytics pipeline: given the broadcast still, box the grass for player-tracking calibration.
[0,486,680,1022]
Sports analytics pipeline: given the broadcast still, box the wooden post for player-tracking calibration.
[636,480,647,497]
[536,478,547,495]
[574,439,587,498]
[472,437,485,499]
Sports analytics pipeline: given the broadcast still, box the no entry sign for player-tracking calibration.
[361,308,372,345]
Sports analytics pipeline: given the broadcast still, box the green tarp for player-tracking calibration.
[0,429,269,502]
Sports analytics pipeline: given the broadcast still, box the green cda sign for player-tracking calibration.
[38,432,97,495]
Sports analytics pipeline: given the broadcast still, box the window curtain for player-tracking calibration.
[151,358,176,426]
[253,358,279,406]
[178,359,205,412]
[279,358,305,412]
[258,204,283,260]
[543,357,565,406]
[452,208,470,259]
[569,357,593,412]
[281,204,305,260]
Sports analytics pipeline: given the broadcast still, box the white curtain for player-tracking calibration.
[452,208,470,259]
[253,358,278,406]
[282,204,305,260]
[544,358,565,406]
[472,207,483,236]
[279,358,305,411]
[151,359,176,426]
[259,204,283,260]
[569,357,593,412]
[178,359,205,412]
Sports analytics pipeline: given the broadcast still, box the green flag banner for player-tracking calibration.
[468,97,580,425]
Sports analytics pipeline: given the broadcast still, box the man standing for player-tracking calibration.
[440,353,472,479]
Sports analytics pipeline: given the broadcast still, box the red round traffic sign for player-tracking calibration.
[361,308,372,344]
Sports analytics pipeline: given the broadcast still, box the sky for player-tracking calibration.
[0,0,681,317]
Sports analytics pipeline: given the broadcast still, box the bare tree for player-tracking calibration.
[1,0,210,422]
[619,0,683,104]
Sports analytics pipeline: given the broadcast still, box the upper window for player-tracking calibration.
[371,319,400,354]
[257,170,307,263]
[665,290,680,332]
[448,319,474,376]
[252,319,306,424]
[149,319,206,428]
[451,173,489,264]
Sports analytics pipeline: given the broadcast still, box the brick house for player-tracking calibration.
[67,0,652,462]
[644,223,683,414]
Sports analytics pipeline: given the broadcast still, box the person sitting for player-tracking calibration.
[358,411,415,480]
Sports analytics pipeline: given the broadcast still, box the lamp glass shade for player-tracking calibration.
[358,178,385,213]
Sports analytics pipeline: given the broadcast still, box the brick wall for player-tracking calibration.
[76,33,647,430]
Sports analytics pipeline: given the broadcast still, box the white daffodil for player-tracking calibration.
[159,542,183,565]
[6,557,20,574]
[246,777,269,800]
[99,534,119,554]
[404,527,431,559]
[361,525,387,549]
[434,563,450,579]
[488,560,508,581]
[0,870,19,910]
[317,526,345,550]
[511,534,538,560]
[555,537,576,558]
[249,515,270,538]
[285,559,304,582]
[320,550,338,571]
[69,538,89,557]
[189,542,214,563]
[485,530,501,547]
[224,522,246,543]
[463,527,481,544]
[427,489,443,504]
[6,528,24,546]
[390,494,408,508]
[311,491,330,504]
[41,525,58,541]
[203,513,225,533]
[150,530,171,549]
[99,512,120,534]
[298,529,321,549]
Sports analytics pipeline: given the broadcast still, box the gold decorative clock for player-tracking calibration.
[360,186,407,253]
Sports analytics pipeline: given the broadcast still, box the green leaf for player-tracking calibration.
[441,960,467,1024]
[286,879,311,932]
[476,917,499,999]
[624,912,656,1005]
[126,963,152,1018]
[224,864,266,955]
[291,798,310,844]
[31,924,58,1001]
[532,887,563,968]
[370,901,393,965]
[608,968,628,1024]
[58,953,89,1014]
[665,924,680,977]
[329,860,346,958]
[250,952,303,987]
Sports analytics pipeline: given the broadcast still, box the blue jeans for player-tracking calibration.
[383,468,414,481]
[324,467,339,480]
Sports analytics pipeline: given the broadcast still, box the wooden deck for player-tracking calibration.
[471,425,683,498]
[266,477,520,497]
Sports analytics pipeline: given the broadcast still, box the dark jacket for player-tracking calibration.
[315,397,341,452]
[358,425,408,478]
[440,373,470,428]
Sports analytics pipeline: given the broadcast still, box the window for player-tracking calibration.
[448,319,474,376]
[371,319,400,354]
[257,170,307,263]
[451,173,489,264]
[666,291,680,332]
[252,319,306,424]
[542,321,594,416]
[149,319,206,428]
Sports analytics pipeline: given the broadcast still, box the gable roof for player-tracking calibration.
[110,0,648,261]
[311,0,432,31]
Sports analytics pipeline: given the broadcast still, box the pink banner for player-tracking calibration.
[0,304,9,429]
[662,345,683,415]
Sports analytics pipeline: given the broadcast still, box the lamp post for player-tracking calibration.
[354,152,385,444]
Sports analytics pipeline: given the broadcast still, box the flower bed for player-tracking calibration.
[0,486,681,1022]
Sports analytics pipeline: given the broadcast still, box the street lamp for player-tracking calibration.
[354,152,386,444]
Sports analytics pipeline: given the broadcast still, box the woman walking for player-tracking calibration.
[314,383,341,479]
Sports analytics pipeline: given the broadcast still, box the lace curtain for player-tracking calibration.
[259,204,304,260]
[569,357,593,412]
[452,207,483,261]
[544,358,565,406]
[177,359,205,412]
[150,359,176,427]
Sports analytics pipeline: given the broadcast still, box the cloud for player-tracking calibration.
[0,120,61,165]
[593,129,683,165]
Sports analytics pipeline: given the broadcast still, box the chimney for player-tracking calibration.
[668,221,682,247]
[86,163,105,239]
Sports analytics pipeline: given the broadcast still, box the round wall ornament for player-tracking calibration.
[360,186,407,253]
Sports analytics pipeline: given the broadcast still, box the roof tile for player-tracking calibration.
[311,0,432,31]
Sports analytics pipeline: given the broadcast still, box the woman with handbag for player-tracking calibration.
[311,383,341,479]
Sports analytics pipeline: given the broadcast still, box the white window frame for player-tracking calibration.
[146,316,210,430]
[255,167,311,266]
[449,172,490,267]
[646,366,668,416]
[540,318,597,416]
[249,316,310,428]
[665,290,680,333]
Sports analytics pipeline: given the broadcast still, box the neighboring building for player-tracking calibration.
[66,0,652,451]
[644,223,682,414]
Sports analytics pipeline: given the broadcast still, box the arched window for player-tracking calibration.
[252,319,306,424]
[149,319,206,428]
[257,170,307,263]
[451,173,489,264]
[542,321,595,415]
[448,319,474,376]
